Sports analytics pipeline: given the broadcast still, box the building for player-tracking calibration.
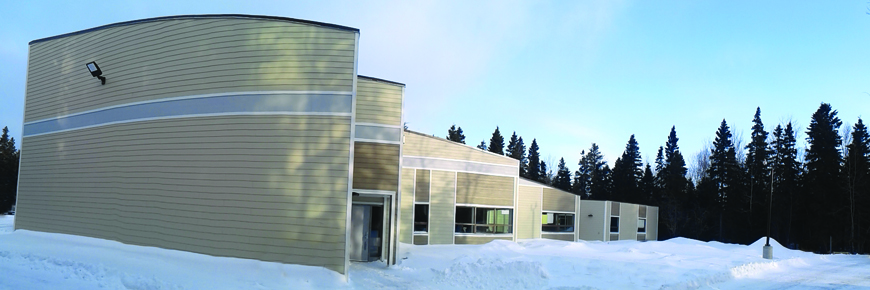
[15,14,657,276]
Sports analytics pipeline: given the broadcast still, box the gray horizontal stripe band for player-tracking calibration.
[24,93,352,137]
[354,124,402,142]
[402,156,518,176]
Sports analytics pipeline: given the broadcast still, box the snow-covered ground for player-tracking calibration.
[1,215,869,290]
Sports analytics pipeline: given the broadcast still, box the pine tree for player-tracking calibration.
[555,158,572,191]
[0,127,19,214]
[640,164,655,205]
[477,140,487,150]
[527,139,541,181]
[745,107,770,241]
[488,127,505,155]
[844,119,869,252]
[803,103,844,252]
[447,125,466,144]
[612,135,643,203]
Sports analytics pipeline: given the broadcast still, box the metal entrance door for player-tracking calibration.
[349,205,371,261]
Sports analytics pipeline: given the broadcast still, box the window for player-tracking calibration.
[610,216,619,233]
[637,218,646,233]
[414,204,429,232]
[455,206,512,234]
[542,212,574,232]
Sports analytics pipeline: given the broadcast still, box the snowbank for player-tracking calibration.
[2,216,869,289]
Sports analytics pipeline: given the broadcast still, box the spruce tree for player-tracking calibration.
[844,119,869,252]
[770,122,801,247]
[640,164,655,205]
[745,107,770,241]
[804,103,844,252]
[527,139,541,181]
[0,127,19,214]
[539,160,549,184]
[488,127,505,155]
[555,158,572,191]
[612,135,643,203]
[447,125,466,144]
[574,144,608,200]
[707,119,745,242]
[657,126,689,238]
[477,140,487,150]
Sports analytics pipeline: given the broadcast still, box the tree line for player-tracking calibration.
[0,126,19,214]
[447,103,870,254]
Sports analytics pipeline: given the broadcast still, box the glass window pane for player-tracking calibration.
[456,207,474,223]
[610,216,619,233]
[414,204,428,232]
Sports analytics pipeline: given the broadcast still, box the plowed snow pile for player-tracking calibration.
[2,215,869,289]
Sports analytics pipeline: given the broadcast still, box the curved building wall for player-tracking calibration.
[16,15,359,273]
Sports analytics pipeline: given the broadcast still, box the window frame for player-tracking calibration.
[610,216,620,234]
[637,217,646,233]
[454,205,513,235]
[541,211,575,233]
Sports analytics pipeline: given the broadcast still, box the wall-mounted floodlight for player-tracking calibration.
[588,214,593,217]
[86,61,106,85]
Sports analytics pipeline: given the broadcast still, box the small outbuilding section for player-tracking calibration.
[578,200,658,242]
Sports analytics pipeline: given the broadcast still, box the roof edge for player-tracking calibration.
[29,14,359,45]
[358,75,405,87]
[518,177,577,196]
[403,129,520,166]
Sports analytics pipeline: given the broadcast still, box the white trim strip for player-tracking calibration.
[24,92,354,137]
[453,234,513,237]
[24,90,353,125]
[352,189,396,196]
[353,138,402,145]
[402,156,518,177]
[455,203,514,209]
[24,112,352,138]
[355,122,402,129]
[401,166,517,178]
[402,155,518,168]
[542,210,575,214]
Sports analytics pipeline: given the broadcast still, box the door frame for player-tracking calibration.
[351,189,397,265]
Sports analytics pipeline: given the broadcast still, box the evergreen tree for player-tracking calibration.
[506,133,528,177]
[527,139,541,181]
[488,127,505,155]
[640,164,655,204]
[446,125,466,144]
[555,158,572,191]
[477,140,487,150]
[706,119,746,242]
[539,160,549,184]
[612,135,643,203]
[770,122,801,248]
[803,103,844,252]
[0,127,19,214]
[844,118,869,252]
[574,144,609,200]
[657,126,689,239]
[745,107,771,241]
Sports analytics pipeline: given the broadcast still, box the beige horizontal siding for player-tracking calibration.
[16,115,352,273]
[454,236,512,245]
[517,186,542,239]
[415,169,430,202]
[578,200,606,241]
[352,143,399,191]
[618,203,639,240]
[355,77,402,126]
[647,207,658,241]
[542,188,575,212]
[399,168,415,244]
[455,173,514,207]
[428,170,455,245]
[25,17,356,122]
[413,235,428,245]
[402,131,518,167]
[542,233,574,241]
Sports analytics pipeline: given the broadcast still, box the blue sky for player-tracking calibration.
[2,1,869,175]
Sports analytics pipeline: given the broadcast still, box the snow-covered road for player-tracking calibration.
[2,215,869,289]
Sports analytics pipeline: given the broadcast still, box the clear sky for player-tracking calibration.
[2,1,869,176]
